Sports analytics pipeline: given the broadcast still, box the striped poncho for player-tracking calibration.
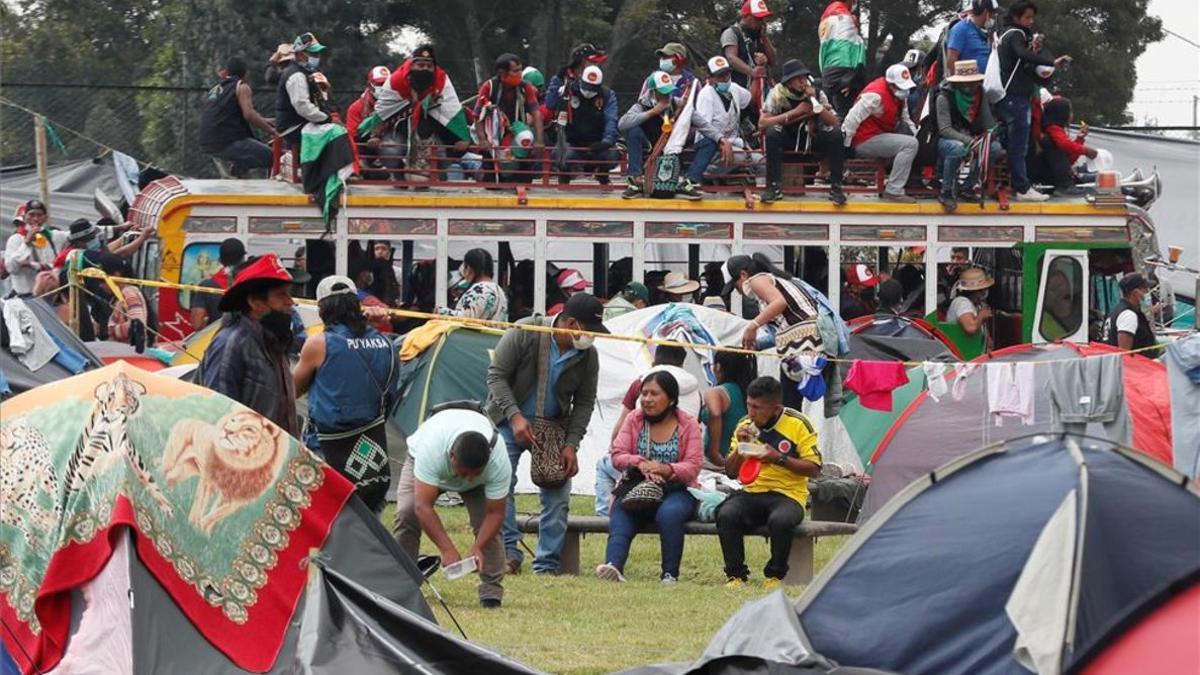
[818,1,867,74]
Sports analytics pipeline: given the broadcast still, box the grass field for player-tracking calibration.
[383,495,849,675]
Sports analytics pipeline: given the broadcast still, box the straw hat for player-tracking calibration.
[957,267,994,292]
[660,271,701,295]
[945,60,984,84]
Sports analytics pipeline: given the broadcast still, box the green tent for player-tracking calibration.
[838,364,927,470]
[390,326,503,435]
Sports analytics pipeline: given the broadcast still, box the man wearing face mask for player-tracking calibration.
[759,59,846,204]
[619,71,679,199]
[486,293,605,576]
[476,53,545,183]
[197,254,300,436]
[721,0,777,89]
[685,56,753,199]
[652,43,698,103]
[946,0,999,72]
[275,32,332,150]
[1101,273,1161,356]
[557,65,621,185]
[841,63,920,203]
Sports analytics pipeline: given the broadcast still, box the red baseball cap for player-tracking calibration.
[368,65,391,86]
[742,0,772,18]
[846,263,880,287]
[219,253,293,311]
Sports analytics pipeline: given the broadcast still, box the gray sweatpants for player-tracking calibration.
[393,456,505,602]
[854,133,919,195]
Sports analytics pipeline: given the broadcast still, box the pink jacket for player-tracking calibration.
[610,408,703,488]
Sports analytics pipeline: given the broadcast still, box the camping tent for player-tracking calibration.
[1,297,102,396]
[0,362,535,674]
[846,314,959,362]
[390,323,504,436]
[859,342,1174,521]
[1070,573,1200,675]
[795,435,1200,675]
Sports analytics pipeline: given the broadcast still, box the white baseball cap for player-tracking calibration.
[885,63,916,91]
[707,55,732,75]
[581,65,604,91]
[316,275,357,301]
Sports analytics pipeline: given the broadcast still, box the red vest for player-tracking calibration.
[851,77,903,147]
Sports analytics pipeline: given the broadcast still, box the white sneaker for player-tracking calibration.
[661,573,678,585]
[1015,188,1050,202]
[595,562,626,582]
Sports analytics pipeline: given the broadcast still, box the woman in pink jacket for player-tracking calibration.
[596,370,702,583]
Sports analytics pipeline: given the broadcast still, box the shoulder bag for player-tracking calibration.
[529,332,569,488]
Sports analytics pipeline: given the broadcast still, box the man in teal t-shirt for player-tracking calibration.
[393,408,511,608]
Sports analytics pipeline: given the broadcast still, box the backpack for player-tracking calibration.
[426,400,500,448]
[983,28,1023,104]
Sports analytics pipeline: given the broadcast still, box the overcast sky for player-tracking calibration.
[1127,0,1200,126]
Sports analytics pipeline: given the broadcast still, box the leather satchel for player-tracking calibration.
[529,332,569,489]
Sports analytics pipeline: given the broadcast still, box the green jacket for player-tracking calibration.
[485,315,600,449]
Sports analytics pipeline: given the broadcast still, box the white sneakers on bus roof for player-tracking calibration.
[1015,188,1050,202]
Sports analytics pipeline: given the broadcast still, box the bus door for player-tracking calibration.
[1032,250,1089,343]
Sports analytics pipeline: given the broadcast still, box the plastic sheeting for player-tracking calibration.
[0,159,126,235]
[0,298,102,395]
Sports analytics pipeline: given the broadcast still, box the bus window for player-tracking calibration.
[179,241,223,311]
[1034,252,1088,344]
[840,246,924,321]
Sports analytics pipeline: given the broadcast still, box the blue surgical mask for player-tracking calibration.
[86,238,102,252]
[715,81,732,95]
[659,59,675,72]
[303,55,320,71]
[1139,293,1152,312]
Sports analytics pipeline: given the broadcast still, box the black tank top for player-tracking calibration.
[1102,299,1156,353]
[199,77,253,152]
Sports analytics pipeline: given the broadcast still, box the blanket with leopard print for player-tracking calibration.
[0,363,354,674]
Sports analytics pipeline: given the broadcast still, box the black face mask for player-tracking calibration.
[409,70,434,92]
[260,311,294,346]
[644,404,677,425]
[743,25,761,39]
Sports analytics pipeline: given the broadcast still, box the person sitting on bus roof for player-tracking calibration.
[652,42,699,106]
[722,0,777,90]
[686,56,754,200]
[350,257,393,334]
[817,0,867,117]
[476,53,545,184]
[841,63,919,204]
[191,238,246,332]
[347,66,391,174]
[1029,96,1101,196]
[555,65,620,186]
[265,42,294,88]
[438,248,509,322]
[604,281,651,321]
[619,71,680,199]
[200,57,276,177]
[545,43,608,112]
[934,60,1002,212]
[947,267,994,350]
[840,263,879,321]
[759,59,846,205]
[274,32,331,149]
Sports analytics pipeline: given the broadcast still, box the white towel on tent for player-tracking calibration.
[922,362,951,401]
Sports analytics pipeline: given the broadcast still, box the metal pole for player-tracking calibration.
[33,115,50,208]
[1193,95,1197,130]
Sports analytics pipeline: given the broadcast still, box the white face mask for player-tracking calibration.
[580,88,598,99]
[572,334,595,350]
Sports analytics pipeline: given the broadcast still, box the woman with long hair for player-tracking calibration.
[597,370,701,583]
[439,247,508,321]
[700,350,756,468]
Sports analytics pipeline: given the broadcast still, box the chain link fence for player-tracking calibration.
[0,82,359,177]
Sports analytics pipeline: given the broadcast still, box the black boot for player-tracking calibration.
[938,190,958,212]
[761,184,784,203]
[829,184,847,206]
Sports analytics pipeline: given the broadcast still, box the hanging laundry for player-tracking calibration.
[1165,336,1200,479]
[844,360,910,412]
[47,332,89,375]
[922,362,951,401]
[951,363,979,401]
[986,362,1036,426]
[784,353,828,402]
[1047,354,1131,444]
[1,298,60,372]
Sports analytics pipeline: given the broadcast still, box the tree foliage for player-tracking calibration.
[0,0,1162,171]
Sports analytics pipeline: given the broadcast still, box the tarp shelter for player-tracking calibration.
[0,158,132,236]
[795,435,1200,675]
[860,342,1174,521]
[389,323,503,435]
[0,362,535,674]
[0,297,102,396]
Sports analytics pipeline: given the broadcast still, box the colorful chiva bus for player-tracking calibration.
[127,176,1181,360]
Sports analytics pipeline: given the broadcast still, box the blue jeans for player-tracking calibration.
[937,138,1004,193]
[685,136,721,183]
[625,125,649,177]
[500,425,572,572]
[594,455,623,516]
[996,94,1032,192]
[605,487,696,578]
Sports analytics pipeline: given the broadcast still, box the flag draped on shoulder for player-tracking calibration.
[818,1,867,73]
[373,61,472,143]
[300,122,354,231]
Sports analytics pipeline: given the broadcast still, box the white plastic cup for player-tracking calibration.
[443,556,478,580]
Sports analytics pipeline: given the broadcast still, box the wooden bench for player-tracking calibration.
[515,514,856,585]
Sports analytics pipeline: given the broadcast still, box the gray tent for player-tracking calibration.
[796,435,1200,675]
[0,297,102,396]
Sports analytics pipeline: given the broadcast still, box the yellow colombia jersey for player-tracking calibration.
[729,408,822,507]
